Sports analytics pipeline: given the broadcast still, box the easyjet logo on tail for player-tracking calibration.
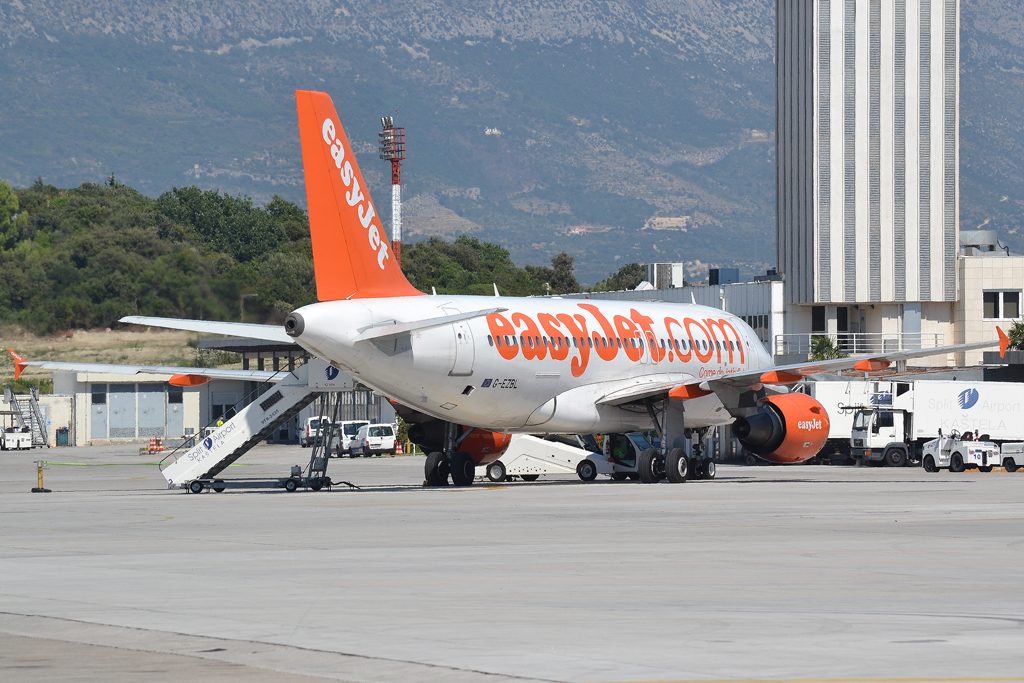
[321,118,389,270]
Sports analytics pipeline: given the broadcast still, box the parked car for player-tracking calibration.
[334,420,370,457]
[351,423,397,457]
[301,417,325,448]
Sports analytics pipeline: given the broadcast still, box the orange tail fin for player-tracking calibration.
[998,326,1009,359]
[295,90,423,301]
[8,349,27,380]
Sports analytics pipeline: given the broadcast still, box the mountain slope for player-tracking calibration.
[1,0,1022,283]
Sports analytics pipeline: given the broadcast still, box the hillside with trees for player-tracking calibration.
[0,178,618,333]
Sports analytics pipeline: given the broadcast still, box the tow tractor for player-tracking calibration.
[921,430,1000,473]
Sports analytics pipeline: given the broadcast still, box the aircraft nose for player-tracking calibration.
[284,312,305,337]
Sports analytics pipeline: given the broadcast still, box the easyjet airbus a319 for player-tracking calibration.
[111,91,1006,486]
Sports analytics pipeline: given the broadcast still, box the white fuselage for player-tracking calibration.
[291,295,774,434]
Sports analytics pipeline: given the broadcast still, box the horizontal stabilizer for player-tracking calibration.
[120,316,292,343]
[354,307,508,342]
[14,358,284,383]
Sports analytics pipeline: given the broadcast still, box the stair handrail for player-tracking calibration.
[158,369,292,471]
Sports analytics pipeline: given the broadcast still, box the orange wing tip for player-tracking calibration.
[669,384,713,400]
[8,349,27,380]
[853,358,890,373]
[997,326,1009,359]
[760,370,803,385]
[169,374,212,387]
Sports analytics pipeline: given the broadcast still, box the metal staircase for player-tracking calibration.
[3,387,47,447]
[159,364,319,489]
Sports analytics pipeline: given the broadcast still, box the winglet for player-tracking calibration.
[8,349,27,380]
[998,326,1009,359]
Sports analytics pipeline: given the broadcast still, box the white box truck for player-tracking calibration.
[846,380,1024,466]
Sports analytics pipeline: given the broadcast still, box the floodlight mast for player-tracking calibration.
[378,116,405,265]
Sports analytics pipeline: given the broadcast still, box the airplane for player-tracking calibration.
[84,90,1006,486]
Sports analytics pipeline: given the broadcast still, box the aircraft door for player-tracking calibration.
[443,307,475,376]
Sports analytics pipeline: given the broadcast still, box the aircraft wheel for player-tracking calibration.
[424,451,450,486]
[1004,459,1018,473]
[979,466,993,473]
[638,448,664,483]
[923,455,938,473]
[885,448,905,467]
[284,478,298,492]
[610,472,629,481]
[576,459,597,482]
[189,480,204,494]
[212,480,226,493]
[486,461,507,482]
[665,448,689,483]
[745,454,758,466]
[450,452,475,486]
[702,459,716,480]
[950,453,965,473]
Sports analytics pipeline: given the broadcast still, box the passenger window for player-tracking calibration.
[488,335,494,346]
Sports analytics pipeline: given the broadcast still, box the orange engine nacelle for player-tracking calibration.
[459,429,513,466]
[732,392,830,464]
[406,421,512,466]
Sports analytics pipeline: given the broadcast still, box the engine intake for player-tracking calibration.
[733,393,830,464]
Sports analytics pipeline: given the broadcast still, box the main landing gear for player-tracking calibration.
[424,423,477,487]
[638,397,716,484]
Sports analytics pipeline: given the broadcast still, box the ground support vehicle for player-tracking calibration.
[996,442,1024,472]
[921,431,1001,472]
[351,423,397,457]
[2,426,33,450]
[845,380,1024,467]
[334,420,370,457]
[475,434,612,482]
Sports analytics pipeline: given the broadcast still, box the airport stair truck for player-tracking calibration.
[3,387,47,448]
[160,364,320,492]
[848,380,1024,467]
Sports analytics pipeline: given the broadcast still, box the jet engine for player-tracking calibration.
[731,392,830,464]
[407,421,511,466]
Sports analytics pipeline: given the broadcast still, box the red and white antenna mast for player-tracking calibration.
[378,116,405,265]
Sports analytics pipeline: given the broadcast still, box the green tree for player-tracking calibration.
[0,179,29,250]
[524,252,581,294]
[591,262,646,292]
[1006,320,1024,351]
[810,335,846,361]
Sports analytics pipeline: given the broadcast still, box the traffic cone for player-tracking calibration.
[148,438,158,452]
[396,442,404,455]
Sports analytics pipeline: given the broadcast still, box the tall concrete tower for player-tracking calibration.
[776,0,959,318]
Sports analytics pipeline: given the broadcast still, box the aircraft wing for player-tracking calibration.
[120,316,292,343]
[8,350,283,383]
[695,331,1009,394]
[596,332,1008,407]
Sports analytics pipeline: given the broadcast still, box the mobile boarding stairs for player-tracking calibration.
[159,363,320,492]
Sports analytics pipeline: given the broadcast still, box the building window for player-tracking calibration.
[91,385,106,404]
[168,386,183,405]
[983,291,1021,320]
[812,306,826,332]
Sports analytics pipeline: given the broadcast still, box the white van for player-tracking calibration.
[352,423,397,457]
[301,417,325,448]
[335,420,370,457]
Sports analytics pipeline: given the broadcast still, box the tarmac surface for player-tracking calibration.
[1,444,1023,682]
